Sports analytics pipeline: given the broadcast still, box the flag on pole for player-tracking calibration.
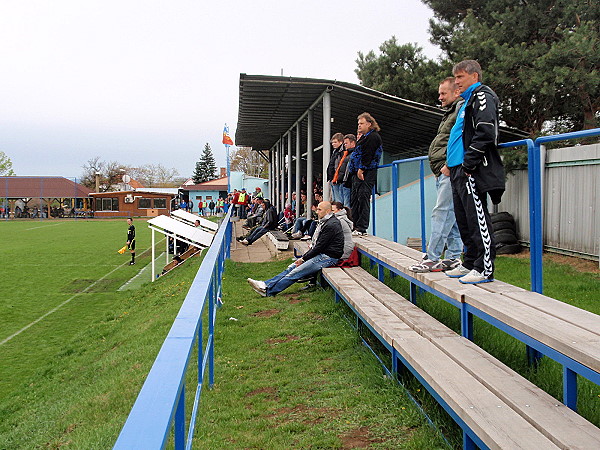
[222,125,234,146]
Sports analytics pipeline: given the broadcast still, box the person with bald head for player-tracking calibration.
[248,201,344,297]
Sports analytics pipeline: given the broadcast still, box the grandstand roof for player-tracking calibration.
[0,177,93,199]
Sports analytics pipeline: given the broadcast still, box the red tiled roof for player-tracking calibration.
[181,177,228,191]
[0,177,93,198]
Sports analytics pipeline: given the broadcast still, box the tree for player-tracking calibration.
[422,0,600,134]
[230,146,268,178]
[193,143,218,183]
[0,151,16,176]
[127,164,179,187]
[356,38,450,105]
[80,157,127,192]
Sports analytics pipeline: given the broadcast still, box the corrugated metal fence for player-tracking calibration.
[498,143,600,260]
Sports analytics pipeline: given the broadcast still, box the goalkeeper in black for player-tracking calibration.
[126,218,136,265]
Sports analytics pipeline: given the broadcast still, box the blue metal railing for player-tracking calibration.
[114,209,232,449]
[373,128,600,294]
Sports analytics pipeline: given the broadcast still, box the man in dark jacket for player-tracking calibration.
[326,133,345,203]
[348,113,383,235]
[241,199,278,245]
[247,202,343,296]
[445,60,504,284]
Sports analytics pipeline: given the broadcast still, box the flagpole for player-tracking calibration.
[226,144,231,193]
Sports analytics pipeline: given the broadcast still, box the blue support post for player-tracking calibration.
[208,281,215,387]
[174,385,185,450]
[419,159,426,253]
[409,282,417,305]
[460,305,473,341]
[371,184,377,236]
[378,264,385,282]
[463,431,476,450]
[563,367,578,411]
[392,162,399,242]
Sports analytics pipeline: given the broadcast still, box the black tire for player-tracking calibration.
[493,220,516,233]
[494,232,518,245]
[491,211,515,224]
[496,243,522,254]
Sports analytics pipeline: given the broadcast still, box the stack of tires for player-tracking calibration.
[491,211,522,255]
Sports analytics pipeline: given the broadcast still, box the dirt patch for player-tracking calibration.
[251,309,281,318]
[267,405,341,425]
[266,335,299,345]
[308,312,325,321]
[63,278,115,293]
[246,386,280,401]
[288,296,305,304]
[502,249,599,274]
[339,426,384,448]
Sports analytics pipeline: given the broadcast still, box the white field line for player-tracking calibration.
[0,238,165,346]
[117,252,166,291]
[25,222,66,231]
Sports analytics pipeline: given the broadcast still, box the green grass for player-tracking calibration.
[0,220,598,448]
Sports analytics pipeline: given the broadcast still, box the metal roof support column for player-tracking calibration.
[322,91,331,201]
[295,123,301,219]
[287,132,292,208]
[279,140,284,211]
[306,110,313,219]
[275,142,280,211]
[270,148,274,202]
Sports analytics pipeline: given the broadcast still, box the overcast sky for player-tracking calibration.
[1,0,440,180]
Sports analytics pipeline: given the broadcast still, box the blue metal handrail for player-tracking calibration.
[375,128,600,294]
[114,209,232,449]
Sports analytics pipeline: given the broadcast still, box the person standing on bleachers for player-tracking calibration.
[445,60,504,284]
[348,113,383,236]
[410,77,464,273]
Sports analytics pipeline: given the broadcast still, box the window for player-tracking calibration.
[96,197,119,211]
[195,196,202,200]
[138,198,152,209]
[206,196,213,200]
[153,198,166,209]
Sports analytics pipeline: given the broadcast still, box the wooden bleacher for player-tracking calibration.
[352,235,600,392]
[323,265,600,449]
[160,245,202,276]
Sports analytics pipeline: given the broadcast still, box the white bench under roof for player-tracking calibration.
[171,209,218,232]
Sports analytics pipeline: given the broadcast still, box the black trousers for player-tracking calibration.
[450,166,496,277]
[350,170,376,233]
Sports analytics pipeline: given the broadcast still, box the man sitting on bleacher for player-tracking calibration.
[248,201,344,296]
[240,199,278,246]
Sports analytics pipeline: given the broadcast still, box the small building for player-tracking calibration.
[181,177,228,214]
[90,190,175,218]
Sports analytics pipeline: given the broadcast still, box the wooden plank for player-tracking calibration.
[391,335,559,449]
[293,241,310,255]
[435,336,600,449]
[498,290,600,337]
[343,267,457,339]
[464,290,600,372]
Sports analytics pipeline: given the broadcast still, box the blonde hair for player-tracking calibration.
[357,112,380,132]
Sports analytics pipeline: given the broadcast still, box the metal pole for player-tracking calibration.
[306,110,313,218]
[287,132,292,207]
[295,123,301,219]
[419,160,426,253]
[392,162,398,243]
[269,148,274,202]
[151,229,156,281]
[274,143,280,211]
[371,185,376,236]
[322,91,331,201]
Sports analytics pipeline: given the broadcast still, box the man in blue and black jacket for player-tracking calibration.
[445,60,504,285]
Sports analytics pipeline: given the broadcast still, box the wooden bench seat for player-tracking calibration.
[266,230,289,250]
[353,235,600,377]
[323,266,600,449]
[293,240,310,258]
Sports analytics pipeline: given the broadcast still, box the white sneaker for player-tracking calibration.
[247,278,267,296]
[352,230,367,236]
[445,264,470,278]
[300,235,311,241]
[459,269,494,284]
[291,231,302,239]
[241,239,249,245]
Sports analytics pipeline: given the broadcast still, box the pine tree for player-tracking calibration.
[193,143,218,183]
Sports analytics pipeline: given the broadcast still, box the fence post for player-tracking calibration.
[392,162,398,243]
[371,184,377,236]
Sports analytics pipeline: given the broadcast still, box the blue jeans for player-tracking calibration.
[265,254,339,296]
[293,217,310,233]
[331,183,351,207]
[247,226,269,244]
[427,174,463,261]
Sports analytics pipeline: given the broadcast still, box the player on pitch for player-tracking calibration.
[126,218,136,265]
